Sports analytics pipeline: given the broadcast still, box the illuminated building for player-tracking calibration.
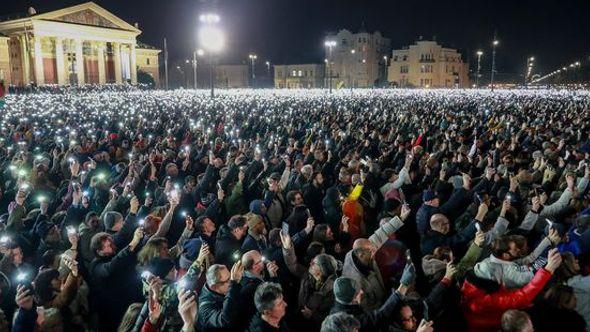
[388,38,469,88]
[0,2,160,86]
[273,64,325,89]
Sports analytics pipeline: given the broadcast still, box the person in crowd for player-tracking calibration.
[501,310,534,332]
[248,282,290,332]
[1,86,590,332]
[197,262,244,331]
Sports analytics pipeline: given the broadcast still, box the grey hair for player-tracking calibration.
[254,282,283,314]
[321,313,361,332]
[205,264,227,287]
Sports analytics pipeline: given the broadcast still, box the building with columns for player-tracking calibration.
[387,39,469,88]
[0,2,160,86]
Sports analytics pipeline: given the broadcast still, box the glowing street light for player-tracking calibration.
[265,61,271,77]
[490,38,499,91]
[193,49,204,89]
[324,40,336,93]
[199,13,224,98]
[476,51,483,88]
[249,54,258,87]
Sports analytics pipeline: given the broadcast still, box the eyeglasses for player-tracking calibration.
[401,314,415,322]
[217,278,230,285]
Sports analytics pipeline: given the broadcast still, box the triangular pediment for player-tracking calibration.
[34,2,140,33]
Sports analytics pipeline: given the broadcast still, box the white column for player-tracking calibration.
[113,43,123,84]
[19,35,31,85]
[75,39,84,85]
[130,43,137,84]
[33,37,44,85]
[113,42,122,84]
[55,37,66,85]
[97,42,106,84]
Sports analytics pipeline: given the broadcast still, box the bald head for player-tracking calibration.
[352,238,371,250]
[242,250,264,276]
[352,238,375,265]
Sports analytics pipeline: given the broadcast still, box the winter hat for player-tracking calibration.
[422,189,438,202]
[249,200,266,215]
[103,211,123,231]
[334,277,359,304]
[146,257,175,279]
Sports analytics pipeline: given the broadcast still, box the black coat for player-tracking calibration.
[247,314,290,332]
[197,282,242,332]
[215,225,242,268]
[89,247,142,332]
[330,290,402,332]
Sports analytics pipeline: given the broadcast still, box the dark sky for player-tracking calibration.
[2,0,590,77]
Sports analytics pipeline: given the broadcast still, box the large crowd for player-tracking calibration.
[0,85,589,332]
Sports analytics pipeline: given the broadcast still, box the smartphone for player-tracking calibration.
[475,222,482,232]
[16,273,34,294]
[405,249,412,263]
[546,218,553,228]
[422,300,430,321]
[281,222,290,236]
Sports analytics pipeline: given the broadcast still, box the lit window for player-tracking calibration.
[298,70,302,77]
[292,70,296,77]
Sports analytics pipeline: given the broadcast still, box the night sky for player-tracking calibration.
[2,0,589,78]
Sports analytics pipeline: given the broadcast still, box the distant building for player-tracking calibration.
[387,39,469,88]
[216,64,249,88]
[325,29,391,88]
[0,2,160,87]
[273,64,325,89]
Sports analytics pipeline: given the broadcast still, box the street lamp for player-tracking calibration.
[490,39,499,91]
[350,49,356,91]
[383,55,388,86]
[193,49,204,89]
[324,40,336,93]
[199,13,224,98]
[265,61,270,76]
[525,56,535,85]
[249,54,257,87]
[476,51,483,88]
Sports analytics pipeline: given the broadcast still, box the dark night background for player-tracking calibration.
[2,0,589,80]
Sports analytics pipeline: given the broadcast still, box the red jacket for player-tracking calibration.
[460,268,552,332]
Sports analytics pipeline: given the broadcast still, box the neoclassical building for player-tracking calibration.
[0,2,160,86]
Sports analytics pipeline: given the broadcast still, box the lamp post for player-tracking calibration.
[525,56,534,85]
[490,39,499,91]
[350,49,356,92]
[476,50,483,88]
[383,55,388,87]
[324,40,336,93]
[249,54,257,88]
[199,13,224,98]
[193,49,204,89]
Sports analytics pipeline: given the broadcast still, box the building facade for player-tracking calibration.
[273,64,325,89]
[0,34,10,83]
[325,29,390,88]
[0,2,160,87]
[387,39,469,88]
[216,64,249,88]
